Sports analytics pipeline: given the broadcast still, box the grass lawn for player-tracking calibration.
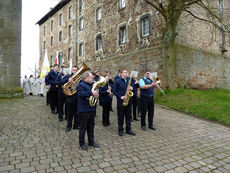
[155,89,230,126]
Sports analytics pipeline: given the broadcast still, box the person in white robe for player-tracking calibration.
[33,77,40,95]
[22,75,29,95]
[38,76,45,97]
[28,75,35,95]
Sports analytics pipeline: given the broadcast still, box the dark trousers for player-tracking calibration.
[117,100,132,132]
[66,94,79,129]
[79,111,95,146]
[102,102,111,125]
[46,90,51,104]
[140,96,154,127]
[50,88,58,112]
[132,95,138,119]
[58,92,65,120]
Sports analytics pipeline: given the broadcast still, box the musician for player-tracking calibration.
[113,69,136,136]
[61,66,79,132]
[139,70,156,131]
[46,64,59,114]
[94,70,100,82]
[106,71,114,112]
[77,71,100,150]
[99,73,113,127]
[45,65,53,105]
[130,76,140,121]
[55,70,65,122]
[114,69,122,83]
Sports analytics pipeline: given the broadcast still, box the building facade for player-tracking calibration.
[38,0,230,89]
[0,0,22,87]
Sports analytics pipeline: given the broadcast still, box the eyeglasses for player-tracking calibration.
[146,72,150,74]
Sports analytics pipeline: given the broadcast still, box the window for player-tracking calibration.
[69,6,73,19]
[141,17,150,37]
[79,0,84,13]
[59,31,62,41]
[96,8,101,22]
[218,0,224,14]
[50,20,53,32]
[79,18,84,30]
[50,55,53,65]
[68,25,72,37]
[43,41,46,50]
[119,0,126,9]
[79,43,84,56]
[43,26,46,36]
[119,26,126,44]
[68,47,72,61]
[51,36,53,46]
[59,13,63,26]
[96,35,102,50]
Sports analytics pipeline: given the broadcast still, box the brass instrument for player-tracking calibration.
[89,76,107,107]
[123,76,133,107]
[152,77,165,95]
[62,63,90,96]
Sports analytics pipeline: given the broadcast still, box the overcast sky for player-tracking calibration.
[21,0,61,77]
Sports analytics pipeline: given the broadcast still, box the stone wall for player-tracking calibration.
[0,0,22,87]
[175,44,230,89]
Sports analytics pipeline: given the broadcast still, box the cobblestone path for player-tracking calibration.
[0,96,230,173]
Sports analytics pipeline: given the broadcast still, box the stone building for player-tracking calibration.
[0,0,22,87]
[38,0,230,89]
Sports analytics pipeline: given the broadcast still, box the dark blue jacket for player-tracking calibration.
[99,83,112,103]
[114,75,120,83]
[140,78,154,97]
[131,79,139,96]
[77,80,96,113]
[113,77,135,103]
[94,75,100,82]
[55,73,65,93]
[46,70,59,89]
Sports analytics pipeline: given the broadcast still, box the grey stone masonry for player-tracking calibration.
[0,0,22,87]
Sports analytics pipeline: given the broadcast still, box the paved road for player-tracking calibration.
[0,96,230,173]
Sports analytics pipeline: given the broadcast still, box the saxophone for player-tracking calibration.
[123,76,133,106]
[62,63,90,96]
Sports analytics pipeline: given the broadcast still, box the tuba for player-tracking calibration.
[62,63,90,96]
[89,76,107,107]
[123,76,133,106]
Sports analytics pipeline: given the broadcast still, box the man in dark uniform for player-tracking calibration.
[77,71,100,150]
[46,64,59,114]
[131,77,140,121]
[55,70,65,122]
[138,70,156,131]
[113,69,136,136]
[45,65,53,105]
[99,74,113,127]
[61,66,79,132]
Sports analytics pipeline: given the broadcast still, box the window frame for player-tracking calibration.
[79,0,84,13]
[79,43,84,57]
[50,20,54,32]
[59,13,63,26]
[68,5,73,20]
[68,47,72,61]
[96,34,102,50]
[119,0,126,10]
[59,31,63,41]
[96,8,101,22]
[51,36,53,46]
[43,25,46,36]
[141,16,150,37]
[68,25,72,37]
[79,18,84,31]
[119,26,126,44]
[43,41,46,50]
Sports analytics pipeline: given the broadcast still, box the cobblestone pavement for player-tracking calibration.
[0,96,230,173]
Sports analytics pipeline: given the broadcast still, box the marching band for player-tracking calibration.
[22,63,160,151]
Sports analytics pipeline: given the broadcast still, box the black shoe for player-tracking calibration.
[119,131,124,136]
[133,118,139,121]
[89,142,100,148]
[149,126,156,130]
[66,127,71,132]
[59,118,63,122]
[73,126,79,130]
[126,131,136,136]
[141,126,146,131]
[65,117,67,120]
[80,144,88,151]
[52,111,57,114]
[40,94,44,97]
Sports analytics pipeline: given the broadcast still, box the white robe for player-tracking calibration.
[38,78,45,95]
[28,77,35,94]
[22,78,29,95]
[33,78,39,95]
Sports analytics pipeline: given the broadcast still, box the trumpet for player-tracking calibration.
[152,77,165,95]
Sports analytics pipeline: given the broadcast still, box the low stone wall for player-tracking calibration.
[175,44,230,89]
